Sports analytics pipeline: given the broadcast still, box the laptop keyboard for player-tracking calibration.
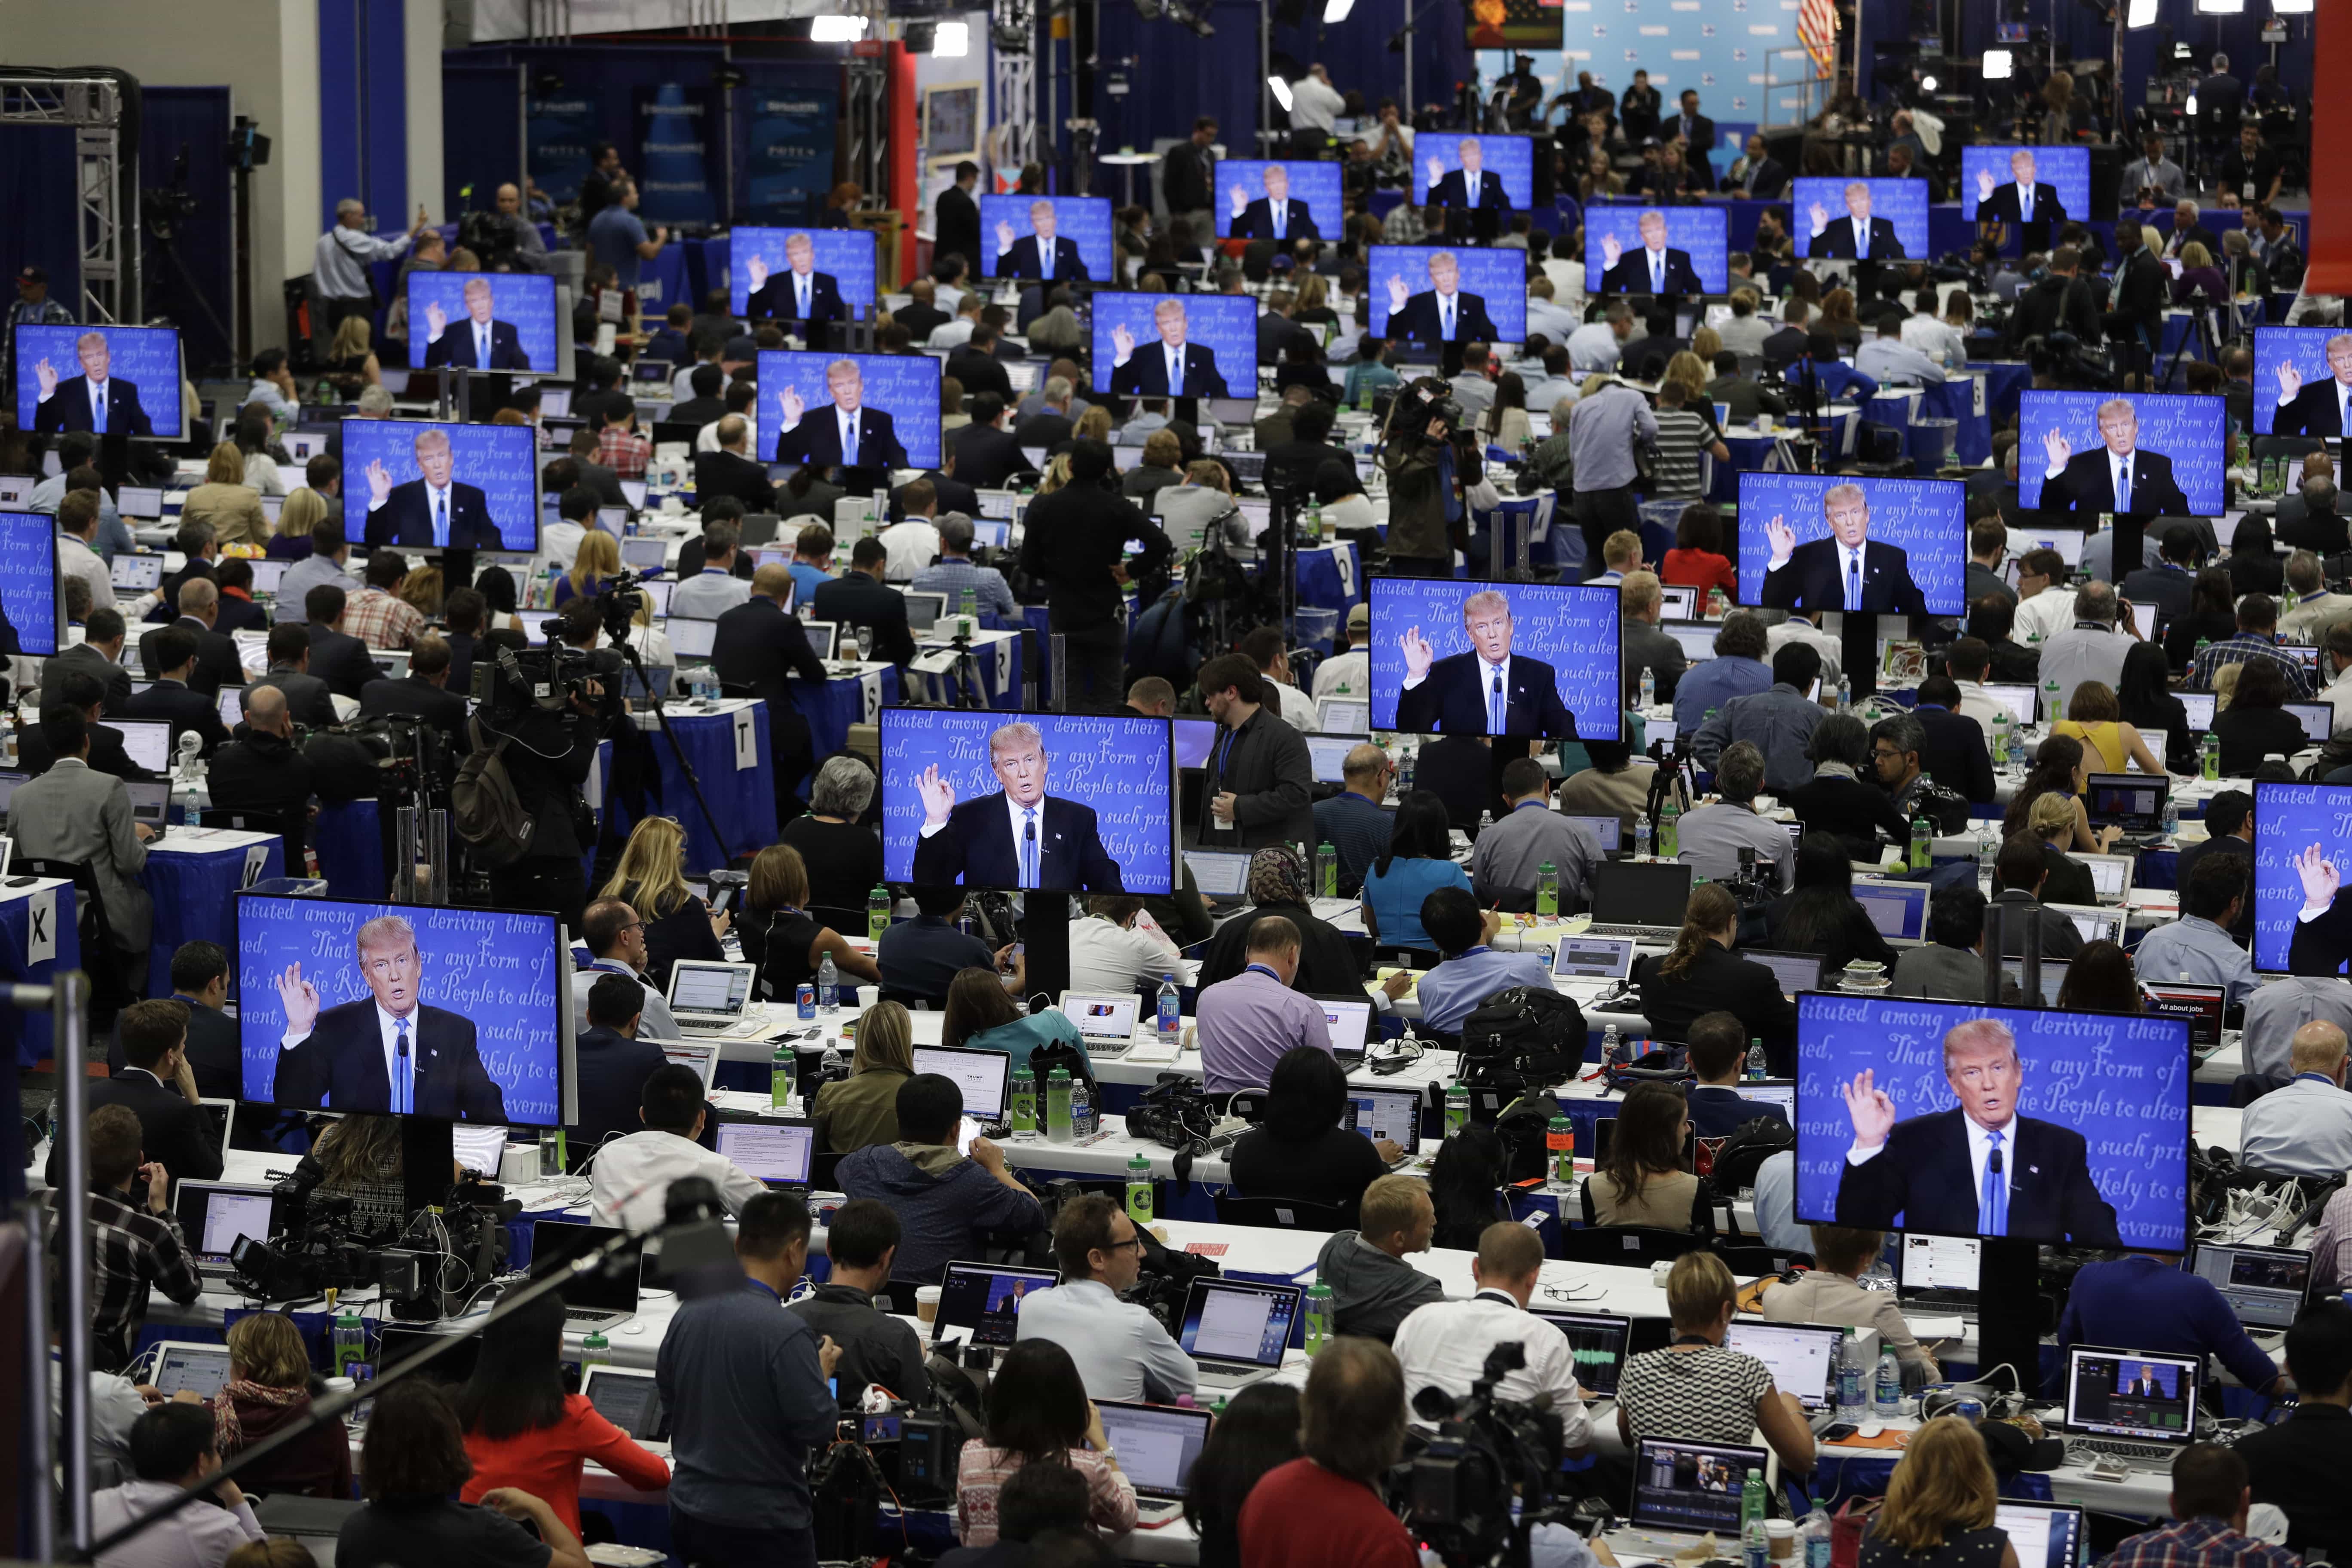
[1584,923,1678,940]
[2070,1436,2179,1464]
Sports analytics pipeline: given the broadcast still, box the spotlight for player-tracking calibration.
[1268,75,1295,110]
[810,14,867,41]
[2192,0,2242,12]
[2274,0,2312,12]
[2186,92,2199,114]
[933,19,969,53]
[2124,0,2157,21]
[1323,0,1355,18]
[1981,49,2012,80]
[1920,73,1939,91]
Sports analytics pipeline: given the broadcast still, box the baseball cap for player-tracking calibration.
[1347,602,1369,633]
[15,265,47,285]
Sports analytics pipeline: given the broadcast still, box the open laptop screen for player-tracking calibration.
[1591,860,1692,926]
[1093,1400,1213,1500]
[1553,934,1635,980]
[934,1261,1061,1344]
[1996,1504,2085,1568]
[2187,1242,2310,1329]
[2061,1346,2200,1444]
[1849,881,1928,941]
[1531,1309,1630,1398]
[1897,1233,1981,1295]
[1177,1278,1300,1368]
[1723,1319,1842,1409]
[1561,814,1621,853]
[1342,1087,1422,1152]
[714,1119,816,1185]
[911,1044,1011,1123]
[1630,1439,1769,1534]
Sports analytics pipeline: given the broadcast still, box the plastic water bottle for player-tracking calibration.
[817,951,840,1015]
[1977,821,1998,871]
[1548,1114,1574,1186]
[581,1329,610,1371]
[1804,1504,1835,1568]
[1445,1083,1469,1135]
[1746,1038,1768,1079]
[2160,793,2180,841]
[332,1308,365,1378]
[1836,1329,1868,1421]
[866,884,891,941]
[1397,747,1415,795]
[2042,677,2062,725]
[1155,974,1181,1034]
[1658,799,1681,859]
[770,1042,795,1109]
[1874,1346,1902,1416]
[1071,1081,1096,1139]
[1639,667,1656,707]
[1835,673,1851,712]
[2006,728,2026,771]
[1635,816,1654,858]
[2201,733,2220,781]
[1305,1282,1334,1357]
[1603,1025,1622,1066]
[1909,815,1932,871]
[1477,808,1493,836]
[1535,861,1559,916]
[1740,1471,1769,1568]
[1009,1066,1037,1137]
[1126,1152,1155,1224]
[1316,841,1338,897]
[1046,1066,1074,1142]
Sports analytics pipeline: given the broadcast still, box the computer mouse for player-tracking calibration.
[623,1320,649,1335]
[1856,1421,1885,1439]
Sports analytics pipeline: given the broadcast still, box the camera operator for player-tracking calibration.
[1235,1337,1416,1568]
[1390,1221,1589,1447]
[1377,381,1488,579]
[477,613,612,930]
[467,182,551,274]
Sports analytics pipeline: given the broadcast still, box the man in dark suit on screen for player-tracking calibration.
[1599,210,1706,296]
[995,200,1090,282]
[1834,1017,2119,1244]
[1974,148,2068,250]
[1424,139,1514,213]
[1758,482,1929,615]
[771,358,908,470]
[744,232,849,329]
[2038,398,2192,517]
[267,912,508,1120]
[909,719,1124,891]
[1382,251,1498,346]
[2288,843,2352,976]
[2123,1365,2166,1400]
[1229,164,1321,242]
[1805,182,1906,260]
[419,278,532,371]
[2272,333,2352,438]
[1106,297,1231,399]
[361,427,507,548]
[30,331,155,437]
[1393,588,1577,738]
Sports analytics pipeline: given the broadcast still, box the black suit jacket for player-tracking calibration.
[713,597,825,789]
[1632,946,1800,1076]
[693,449,778,512]
[772,405,906,471]
[206,727,316,821]
[1672,113,1715,155]
[43,1069,223,1191]
[106,1003,242,1099]
[1914,704,1996,804]
[935,185,982,272]
[1975,181,2067,246]
[909,791,1122,891]
[999,234,1089,282]
[1760,537,1928,615]
[1428,168,1514,211]
[1761,325,1810,370]
[896,472,977,521]
[2290,891,2352,977]
[364,480,505,549]
[2274,379,2352,439]
[214,593,270,637]
[43,642,134,715]
[17,720,146,782]
[271,999,506,1119]
[305,625,377,700]
[1834,1107,2119,1244]
[1394,651,1575,738]
[421,318,530,371]
[2042,448,2191,518]
[359,676,469,745]
[140,618,242,697]
[1012,411,1075,450]
[1807,215,1906,260]
[1602,248,1705,296]
[947,346,1014,405]
[32,374,154,437]
[952,424,1029,490]
[1733,157,1789,199]
[808,573,916,665]
[251,667,337,729]
[567,1026,671,1155]
[1233,197,1321,240]
[747,269,849,328]
[1107,342,1231,398]
[1387,289,1498,346]
[122,679,231,757]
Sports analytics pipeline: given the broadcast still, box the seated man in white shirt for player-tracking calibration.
[1066,894,1182,995]
[1311,603,1371,701]
[2240,1022,2352,1180]
[588,1064,766,1231]
[1238,625,1318,732]
[92,1403,266,1568]
[1017,1193,1200,1403]
[876,477,944,582]
[1390,1221,1589,1446]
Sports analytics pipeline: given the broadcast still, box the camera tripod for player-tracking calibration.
[601,572,739,865]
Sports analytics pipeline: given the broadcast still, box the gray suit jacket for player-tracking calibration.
[1891,943,2019,1004]
[1624,620,1690,706]
[6,756,150,951]
[42,641,134,715]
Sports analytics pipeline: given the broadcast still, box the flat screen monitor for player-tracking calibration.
[1365,245,1529,345]
[1848,880,1929,941]
[12,323,186,438]
[1553,934,1636,980]
[977,195,1114,282]
[1530,1309,1631,1397]
[1214,160,1346,241]
[1591,860,1692,927]
[0,513,61,655]
[404,272,560,374]
[1996,1504,2086,1568]
[1366,576,1618,741]
[1793,993,2190,1248]
[234,893,572,1126]
[910,1044,1012,1124]
[2187,1241,2310,1329]
[1896,1232,1982,1296]
[2014,391,2227,517]
[1409,133,1534,210]
[1629,1439,1769,1535]
[1172,716,1218,769]
[877,708,1176,894]
[729,227,878,320]
[340,419,541,553]
[2061,1345,2199,1445]
[1089,292,1254,404]
[2252,780,2352,972]
[1957,146,2090,235]
[1791,178,1930,263]
[933,1260,1061,1345]
[2252,326,2352,436]
[1734,473,1966,616]
[713,1119,817,1185]
[758,349,941,472]
[1583,206,1731,296]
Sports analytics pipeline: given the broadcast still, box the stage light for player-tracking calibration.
[2186,92,2199,114]
[2125,0,2157,23]
[934,20,970,54]
[810,14,867,41]
[1268,76,1295,110]
[1982,49,2013,79]
[1323,0,1355,18]
[1920,73,1939,92]
[2192,0,2243,12]
[2273,0,2310,11]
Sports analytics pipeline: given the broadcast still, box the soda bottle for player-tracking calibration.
[1909,815,1932,871]
[867,884,892,941]
[1304,1282,1334,1357]
[817,951,840,1014]
[1046,1067,1074,1142]
[1547,1114,1574,1185]
[1444,1083,1469,1136]
[1010,1066,1037,1137]
[1156,973,1182,1033]
[1316,841,1338,897]
[1659,799,1681,859]
[1126,1152,1155,1225]
[771,1043,795,1109]
[1535,860,1559,916]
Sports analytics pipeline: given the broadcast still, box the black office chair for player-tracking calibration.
[2230,1071,2291,1107]
[1714,1242,1814,1277]
[1212,1192,1354,1232]
[810,1150,846,1191]
[1556,1225,1706,1268]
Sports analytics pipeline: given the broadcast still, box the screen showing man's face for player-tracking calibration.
[828,365,864,412]
[1844,185,1871,221]
[1155,303,1188,348]
[465,284,494,324]
[1945,1036,2020,1131]
[2098,407,2139,455]
[1638,213,1666,253]
[417,439,455,487]
[1427,254,1459,295]
[2328,339,2352,386]
[2009,152,2035,187]
[991,738,1048,805]
[787,236,815,276]
[1031,203,1057,240]
[1458,140,1482,173]
[1464,601,1513,662]
[360,939,423,1018]
[1824,491,1871,548]
[1263,167,1289,202]
[78,337,110,382]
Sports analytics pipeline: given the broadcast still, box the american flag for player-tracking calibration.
[1798,0,1835,74]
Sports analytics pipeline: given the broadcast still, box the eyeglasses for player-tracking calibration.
[1102,1236,1148,1255]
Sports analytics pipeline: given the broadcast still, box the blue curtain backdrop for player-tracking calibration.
[444,57,523,216]
[318,0,410,232]
[141,87,236,375]
[0,125,78,318]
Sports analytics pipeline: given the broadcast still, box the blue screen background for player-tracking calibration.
[1582,206,1730,295]
[726,229,878,315]
[2252,782,2352,973]
[235,897,566,1127]
[402,272,559,372]
[12,325,184,438]
[339,420,540,552]
[0,513,59,656]
[1957,145,2092,224]
[1734,474,1967,616]
[1365,246,1529,343]
[1793,994,2190,1250]
[2014,392,2227,515]
[1213,161,1347,240]
[2251,327,2352,435]
[757,350,943,470]
[877,710,1176,893]
[1087,294,1256,401]
[1366,577,1621,739]
[977,196,1115,282]
[1409,134,1535,208]
[1790,178,1931,260]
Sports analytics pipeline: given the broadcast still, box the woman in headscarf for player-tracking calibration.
[1192,845,1365,993]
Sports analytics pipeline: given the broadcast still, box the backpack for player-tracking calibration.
[1024,1035,1097,1096]
[1458,986,1587,1091]
[451,719,532,868]
[1709,1115,1797,1194]
[1488,1092,1559,1183]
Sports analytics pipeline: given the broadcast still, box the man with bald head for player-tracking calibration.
[713,562,828,819]
[2240,1022,2352,1179]
[692,413,778,511]
[1311,742,1395,897]
[207,683,318,828]
[1469,755,1602,913]
[138,577,245,697]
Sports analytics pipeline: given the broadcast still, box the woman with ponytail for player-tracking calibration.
[1631,882,1799,1075]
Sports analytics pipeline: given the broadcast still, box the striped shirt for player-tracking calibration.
[1648,407,1712,499]
[43,1188,202,1369]
[2189,632,2315,698]
[956,1444,1135,1547]
[1616,1345,1774,1446]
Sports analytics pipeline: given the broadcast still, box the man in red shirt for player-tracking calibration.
[1236,1337,1418,1568]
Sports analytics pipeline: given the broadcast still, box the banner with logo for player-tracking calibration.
[745,86,840,224]
[526,94,597,204]
[634,83,718,226]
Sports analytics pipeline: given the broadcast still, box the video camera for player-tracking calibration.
[595,567,649,648]
[2021,331,2112,391]
[1404,1341,1578,1568]
[1383,375,1471,447]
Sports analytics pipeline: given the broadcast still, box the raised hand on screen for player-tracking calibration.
[746,256,769,293]
[276,962,321,1039]
[425,302,447,340]
[2297,842,2341,914]
[34,358,57,399]
[1110,323,1136,364]
[2278,359,2304,403]
[1399,625,1435,683]
[779,386,805,427]
[916,764,957,827]
[1842,1068,1898,1150]
[1599,233,1623,270]
[1425,154,1446,191]
[1976,167,1997,205]
[2042,427,2071,470]
[995,218,1016,252]
[1231,183,1250,219]
[365,460,393,507]
[1806,200,1830,235]
[1763,513,1796,570]
[1387,273,1409,316]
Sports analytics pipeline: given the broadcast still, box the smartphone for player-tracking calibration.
[1820,1422,1859,1442]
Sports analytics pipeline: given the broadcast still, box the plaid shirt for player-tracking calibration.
[43,1188,202,1369]
[908,557,1018,620]
[2106,1516,2301,1568]
[2189,632,2315,698]
[341,586,425,651]
[597,425,651,479]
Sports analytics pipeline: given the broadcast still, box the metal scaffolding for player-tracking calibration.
[992,0,1036,180]
[0,73,138,326]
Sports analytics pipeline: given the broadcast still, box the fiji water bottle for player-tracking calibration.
[1071,1081,1096,1139]
[2160,794,2180,841]
[1156,973,1181,1033]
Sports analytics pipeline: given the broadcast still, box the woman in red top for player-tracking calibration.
[454,1293,670,1536]
[1659,502,1739,601]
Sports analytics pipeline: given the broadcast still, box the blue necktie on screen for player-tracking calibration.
[2116,459,2131,513]
[433,491,447,546]
[1489,669,1505,733]
[1020,806,1038,887]
[1981,1130,2006,1235]
[393,1018,412,1114]
[1847,551,1862,612]
[92,384,106,435]
[844,414,859,467]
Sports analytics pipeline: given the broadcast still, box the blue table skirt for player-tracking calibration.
[2,884,79,1068]
[616,704,778,876]
[791,667,900,773]
[1967,361,2036,426]
[142,839,285,997]
[905,634,1025,709]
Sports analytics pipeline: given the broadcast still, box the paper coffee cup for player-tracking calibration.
[916,1285,943,1322]
[856,984,881,1010]
[1766,1521,1795,1560]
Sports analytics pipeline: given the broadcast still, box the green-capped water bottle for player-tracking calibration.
[771,1042,796,1109]
[1126,1152,1155,1225]
[1535,860,1559,916]
[1659,798,1681,859]
[332,1306,365,1378]
[1547,1113,1574,1185]
[581,1329,611,1371]
[2202,732,2220,781]
[1909,815,1932,871]
[1316,840,1338,897]
[2041,677,2061,725]
[1046,1066,1074,1143]
[1010,1066,1038,1138]
[1304,1282,1334,1357]
[1445,1083,1469,1136]
[867,884,892,941]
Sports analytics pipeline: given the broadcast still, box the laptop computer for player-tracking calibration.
[116,487,164,522]
[2176,689,2217,730]
[1059,991,1141,1055]
[1553,934,1636,982]
[932,1260,1062,1344]
[1997,1503,2086,1568]
[1848,880,1929,943]
[1657,584,1698,621]
[911,1044,1013,1124]
[2070,851,2135,905]
[1663,623,1721,662]
[1895,1232,1981,1307]
[660,1039,723,1090]
[1094,1399,1214,1521]
[110,553,163,592]
[2047,903,2125,947]
[2084,773,2167,839]
[1979,683,2039,732]
[1173,717,1218,770]
[2060,1345,2201,1466]
[151,1341,235,1400]
[1530,1309,1631,1399]
[665,959,768,1037]
[580,1365,670,1447]
[667,615,720,662]
[1304,733,1359,784]
[1184,849,1255,900]
[713,1118,817,1189]
[1617,1437,1772,1552]
[1562,814,1623,855]
[2187,1241,2311,1330]
[619,536,668,572]
[2142,981,2226,1050]
[1310,995,1375,1061]
[107,719,174,776]
[797,619,839,662]
[2284,701,2335,747]
[244,558,289,599]
[1588,860,1693,939]
[124,778,172,840]
[1175,1277,1304,1389]
[1315,698,1369,736]
[2000,956,2070,1007]
[530,1219,640,1331]
[174,1179,276,1280]
[1724,1319,1846,1429]
[1745,948,1823,998]
[1342,1085,1423,1157]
